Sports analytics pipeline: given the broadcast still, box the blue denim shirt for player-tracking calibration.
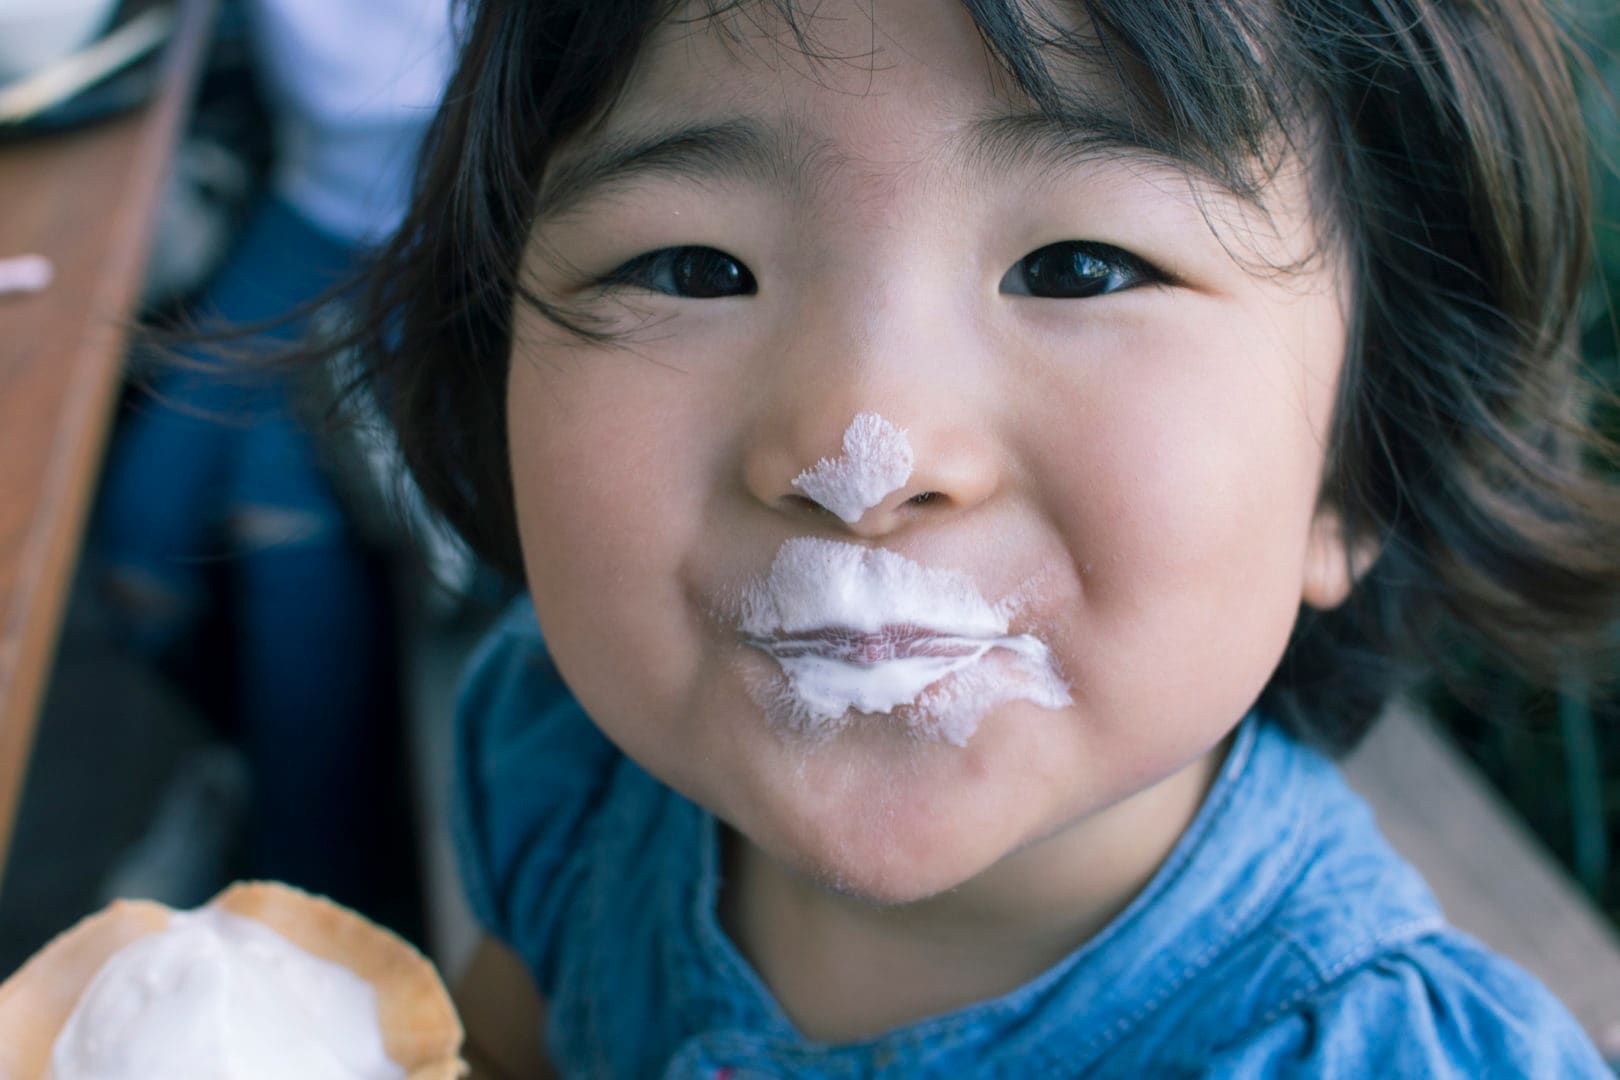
[453,599,1608,1077]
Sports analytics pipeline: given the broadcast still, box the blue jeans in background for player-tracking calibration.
[92,195,415,930]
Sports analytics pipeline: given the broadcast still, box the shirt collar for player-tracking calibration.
[666,714,1332,1068]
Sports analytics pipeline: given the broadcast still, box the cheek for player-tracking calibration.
[505,345,712,735]
[1025,318,1336,717]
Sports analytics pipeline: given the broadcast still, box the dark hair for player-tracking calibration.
[339,0,1620,753]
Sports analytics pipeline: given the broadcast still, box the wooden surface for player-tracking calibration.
[1344,703,1620,1059]
[0,0,215,885]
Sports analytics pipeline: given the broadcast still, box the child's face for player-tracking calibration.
[508,0,1354,904]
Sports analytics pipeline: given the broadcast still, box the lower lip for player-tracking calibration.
[732,540,1074,743]
[751,626,985,665]
[748,637,994,722]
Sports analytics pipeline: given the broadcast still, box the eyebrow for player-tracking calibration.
[966,109,1184,182]
[536,119,817,218]
[535,109,1192,219]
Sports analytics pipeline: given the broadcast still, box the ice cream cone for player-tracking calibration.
[0,881,465,1079]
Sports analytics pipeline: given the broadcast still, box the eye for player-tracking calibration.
[600,246,757,298]
[1000,241,1159,299]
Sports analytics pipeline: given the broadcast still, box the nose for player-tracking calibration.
[745,411,998,536]
[740,296,1000,538]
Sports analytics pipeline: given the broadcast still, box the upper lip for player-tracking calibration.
[746,624,988,665]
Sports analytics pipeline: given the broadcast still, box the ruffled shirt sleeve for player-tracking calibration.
[1195,932,1611,1077]
[450,599,622,996]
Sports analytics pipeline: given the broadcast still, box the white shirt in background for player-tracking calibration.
[245,0,456,245]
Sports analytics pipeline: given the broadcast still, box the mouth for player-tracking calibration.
[733,538,1072,742]
[742,626,1001,731]
[745,625,988,666]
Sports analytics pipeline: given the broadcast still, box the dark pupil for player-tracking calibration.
[674,248,745,297]
[1025,247,1116,298]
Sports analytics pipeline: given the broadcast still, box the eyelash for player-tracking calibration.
[1000,241,1164,299]
[596,246,758,298]
[594,240,1162,299]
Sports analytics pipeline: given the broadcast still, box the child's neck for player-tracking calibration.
[719,740,1228,1043]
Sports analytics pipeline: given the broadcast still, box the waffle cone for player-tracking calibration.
[0,881,465,1079]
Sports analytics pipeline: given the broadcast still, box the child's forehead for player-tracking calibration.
[628,0,1108,124]
[554,0,1304,205]
[540,0,1322,260]
[551,0,1199,204]
[532,0,1335,280]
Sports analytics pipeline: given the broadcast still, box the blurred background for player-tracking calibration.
[0,0,504,982]
[1426,0,1620,943]
[0,0,1617,1038]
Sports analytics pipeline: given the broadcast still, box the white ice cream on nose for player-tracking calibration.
[791,412,914,524]
[740,538,1072,745]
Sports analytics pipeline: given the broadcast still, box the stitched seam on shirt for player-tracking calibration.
[1051,805,1319,1073]
[472,617,555,904]
[1239,915,1448,1037]
[449,621,522,935]
[578,758,637,1075]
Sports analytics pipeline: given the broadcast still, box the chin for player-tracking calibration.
[751,755,1025,908]
[789,838,994,909]
[685,669,1084,907]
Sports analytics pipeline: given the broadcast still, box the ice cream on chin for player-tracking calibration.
[0,882,466,1080]
[50,906,401,1080]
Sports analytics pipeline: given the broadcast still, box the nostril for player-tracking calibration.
[779,491,942,520]
[783,493,826,514]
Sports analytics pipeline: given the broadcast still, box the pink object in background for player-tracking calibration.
[0,254,53,297]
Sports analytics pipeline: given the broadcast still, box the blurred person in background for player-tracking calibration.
[90,0,456,931]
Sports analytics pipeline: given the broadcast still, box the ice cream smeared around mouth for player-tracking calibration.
[51,906,402,1080]
[791,412,914,524]
[740,538,1071,744]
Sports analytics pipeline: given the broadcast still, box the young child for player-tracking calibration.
[340,0,1620,1073]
